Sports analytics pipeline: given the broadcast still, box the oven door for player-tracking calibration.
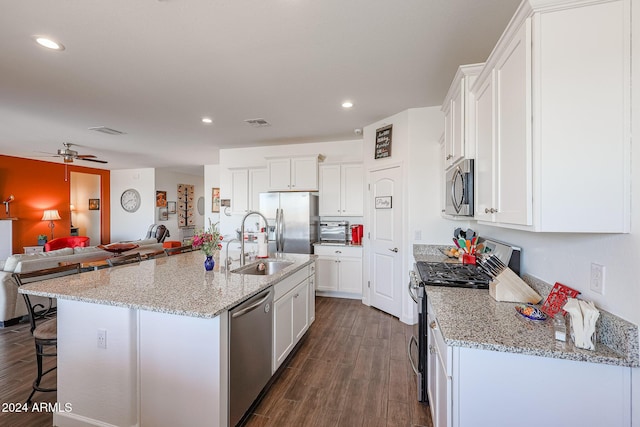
[408,270,427,402]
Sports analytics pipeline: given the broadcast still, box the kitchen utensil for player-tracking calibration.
[479,255,542,304]
[454,228,462,239]
[452,238,461,248]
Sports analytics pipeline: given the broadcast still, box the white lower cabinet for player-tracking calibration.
[313,245,362,297]
[426,300,631,427]
[273,264,314,372]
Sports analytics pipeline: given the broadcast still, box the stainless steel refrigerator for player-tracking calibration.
[259,192,319,254]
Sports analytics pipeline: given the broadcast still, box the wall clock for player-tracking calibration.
[120,188,141,213]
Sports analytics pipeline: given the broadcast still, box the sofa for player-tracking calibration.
[0,238,163,327]
[44,236,91,252]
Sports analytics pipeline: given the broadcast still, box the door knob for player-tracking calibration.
[389,248,398,253]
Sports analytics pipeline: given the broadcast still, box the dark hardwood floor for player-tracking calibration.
[245,297,432,427]
[0,297,432,427]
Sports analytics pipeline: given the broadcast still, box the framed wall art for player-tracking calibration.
[375,196,392,209]
[167,201,176,214]
[374,124,393,159]
[212,187,220,213]
[158,206,169,221]
[156,191,167,207]
[88,199,100,210]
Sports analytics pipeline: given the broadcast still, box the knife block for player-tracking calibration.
[489,267,542,304]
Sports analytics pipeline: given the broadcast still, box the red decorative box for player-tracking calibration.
[540,282,580,317]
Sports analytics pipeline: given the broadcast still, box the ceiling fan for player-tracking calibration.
[53,142,108,164]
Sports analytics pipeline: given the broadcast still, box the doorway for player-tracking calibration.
[367,166,403,318]
[70,172,101,245]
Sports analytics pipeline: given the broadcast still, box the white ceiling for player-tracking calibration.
[0,0,520,175]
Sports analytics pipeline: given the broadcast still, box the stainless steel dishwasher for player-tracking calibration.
[229,288,273,427]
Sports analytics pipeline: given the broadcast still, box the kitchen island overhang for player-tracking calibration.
[19,252,316,427]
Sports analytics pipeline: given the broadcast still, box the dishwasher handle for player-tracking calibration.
[231,290,272,318]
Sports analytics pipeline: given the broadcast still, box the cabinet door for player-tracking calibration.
[341,164,364,216]
[434,348,449,427]
[230,169,249,214]
[494,20,532,226]
[267,158,292,191]
[249,168,268,211]
[292,280,309,342]
[315,256,339,291]
[450,83,465,166]
[291,157,318,191]
[443,104,453,168]
[337,256,362,294]
[473,72,496,221]
[273,292,294,372]
[319,164,342,216]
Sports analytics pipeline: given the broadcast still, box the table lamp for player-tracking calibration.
[42,209,61,239]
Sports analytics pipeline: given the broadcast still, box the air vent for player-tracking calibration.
[243,118,271,127]
[88,126,127,135]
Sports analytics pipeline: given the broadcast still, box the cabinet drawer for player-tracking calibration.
[313,245,362,258]
[274,266,311,301]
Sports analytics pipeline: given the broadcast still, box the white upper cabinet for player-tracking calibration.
[267,156,319,191]
[319,163,363,216]
[471,0,630,233]
[442,64,484,169]
[230,168,268,214]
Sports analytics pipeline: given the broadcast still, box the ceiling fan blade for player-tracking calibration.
[76,154,97,159]
[79,157,108,164]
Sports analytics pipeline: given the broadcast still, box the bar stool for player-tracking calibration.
[13,263,81,403]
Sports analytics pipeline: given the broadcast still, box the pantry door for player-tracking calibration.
[368,166,403,318]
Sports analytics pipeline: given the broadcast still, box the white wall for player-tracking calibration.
[155,168,205,241]
[110,168,156,242]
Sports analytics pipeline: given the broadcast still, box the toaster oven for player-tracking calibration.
[319,221,349,243]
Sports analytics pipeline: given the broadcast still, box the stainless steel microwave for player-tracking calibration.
[445,159,474,216]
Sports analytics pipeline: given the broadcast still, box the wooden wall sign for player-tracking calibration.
[375,124,393,159]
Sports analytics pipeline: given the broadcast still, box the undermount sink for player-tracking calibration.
[231,260,293,276]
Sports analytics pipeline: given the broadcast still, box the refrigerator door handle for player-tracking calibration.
[278,209,284,253]
[276,209,282,253]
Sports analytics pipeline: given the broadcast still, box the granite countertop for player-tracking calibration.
[19,252,316,319]
[413,244,639,368]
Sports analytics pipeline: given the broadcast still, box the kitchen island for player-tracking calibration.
[19,251,316,427]
[414,245,638,427]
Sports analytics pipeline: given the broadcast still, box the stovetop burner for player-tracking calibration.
[415,261,492,289]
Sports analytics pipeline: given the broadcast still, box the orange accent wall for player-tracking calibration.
[0,155,111,253]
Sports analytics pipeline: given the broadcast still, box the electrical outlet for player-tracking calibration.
[97,328,107,349]
[590,263,605,295]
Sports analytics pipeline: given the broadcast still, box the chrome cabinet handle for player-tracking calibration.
[429,344,436,354]
[430,321,437,330]
[484,207,498,214]
[389,248,398,253]
[446,154,453,160]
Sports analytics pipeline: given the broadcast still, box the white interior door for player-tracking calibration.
[369,166,402,318]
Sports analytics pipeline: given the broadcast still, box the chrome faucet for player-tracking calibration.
[224,237,240,272]
[240,211,269,266]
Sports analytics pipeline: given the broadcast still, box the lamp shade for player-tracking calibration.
[42,209,61,221]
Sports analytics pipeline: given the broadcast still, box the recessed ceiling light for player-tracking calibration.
[34,36,65,51]
[202,117,213,124]
[342,101,354,109]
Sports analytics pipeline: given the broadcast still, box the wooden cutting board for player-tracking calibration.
[489,267,542,304]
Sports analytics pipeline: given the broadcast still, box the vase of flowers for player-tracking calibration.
[192,220,223,271]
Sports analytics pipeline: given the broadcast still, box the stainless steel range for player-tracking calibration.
[414,261,492,289]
